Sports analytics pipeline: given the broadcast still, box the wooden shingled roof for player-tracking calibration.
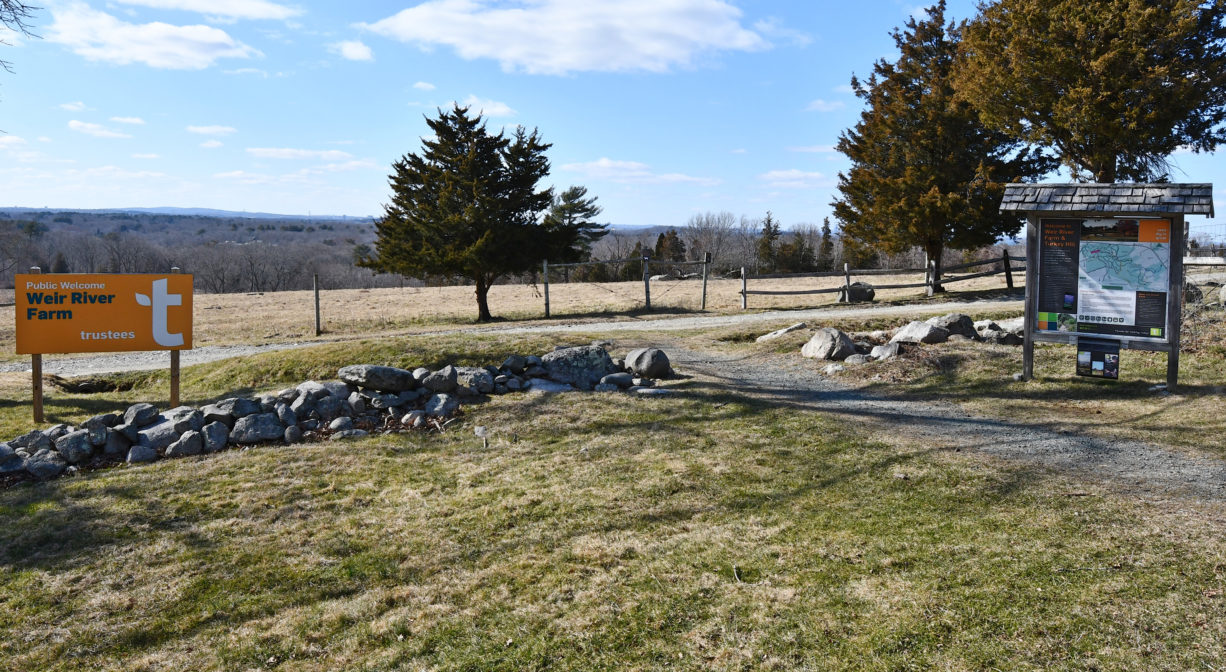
[999,183,1214,217]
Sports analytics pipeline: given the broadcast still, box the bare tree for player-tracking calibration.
[1,1,37,73]
[682,211,736,268]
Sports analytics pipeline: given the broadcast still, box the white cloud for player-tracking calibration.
[413,81,435,91]
[132,153,160,159]
[112,0,301,21]
[329,40,373,61]
[68,120,132,139]
[110,116,146,125]
[562,157,719,186]
[788,144,836,153]
[224,67,269,77]
[759,169,826,189]
[59,101,88,111]
[361,0,767,75]
[457,95,515,118]
[48,3,261,70]
[187,125,237,135]
[753,17,811,47]
[200,139,224,148]
[730,148,747,154]
[246,147,354,160]
[833,84,855,94]
[0,135,27,148]
[805,99,845,113]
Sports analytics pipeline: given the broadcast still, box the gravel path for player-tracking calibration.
[669,345,1226,503]
[0,297,1022,376]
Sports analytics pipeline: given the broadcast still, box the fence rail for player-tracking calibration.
[542,253,714,317]
[739,252,1025,309]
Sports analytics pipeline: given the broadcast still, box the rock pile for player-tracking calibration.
[0,344,674,484]
[797,312,1026,368]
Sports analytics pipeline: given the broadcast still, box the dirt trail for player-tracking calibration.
[669,344,1226,503]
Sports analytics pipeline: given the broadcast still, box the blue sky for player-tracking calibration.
[1,0,1222,235]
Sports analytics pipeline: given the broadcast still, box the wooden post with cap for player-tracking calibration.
[170,267,181,407]
[29,266,43,424]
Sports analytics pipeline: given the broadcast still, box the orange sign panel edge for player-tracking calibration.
[15,274,194,355]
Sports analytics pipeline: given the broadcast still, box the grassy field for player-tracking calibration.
[1,326,1225,670]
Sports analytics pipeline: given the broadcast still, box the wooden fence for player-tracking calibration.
[542,253,713,317]
[739,252,1024,309]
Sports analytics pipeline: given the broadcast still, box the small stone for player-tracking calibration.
[123,403,160,427]
[844,354,872,365]
[329,417,354,432]
[594,383,620,392]
[126,444,157,464]
[54,430,94,464]
[330,429,369,441]
[26,449,66,479]
[823,363,846,375]
[284,425,304,444]
[102,429,132,458]
[202,422,229,453]
[423,393,460,418]
[165,431,204,458]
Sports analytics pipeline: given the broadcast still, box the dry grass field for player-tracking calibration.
[0,270,1021,356]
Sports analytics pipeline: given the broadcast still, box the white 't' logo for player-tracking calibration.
[135,278,184,347]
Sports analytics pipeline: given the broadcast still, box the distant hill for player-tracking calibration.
[0,206,369,221]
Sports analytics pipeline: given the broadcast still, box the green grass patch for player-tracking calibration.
[1,372,1223,670]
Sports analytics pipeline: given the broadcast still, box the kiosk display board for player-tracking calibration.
[15,274,193,354]
[1036,217,1171,342]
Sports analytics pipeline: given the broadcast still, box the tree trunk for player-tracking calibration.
[475,276,493,322]
[928,243,945,293]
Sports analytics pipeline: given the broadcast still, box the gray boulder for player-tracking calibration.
[926,313,977,340]
[320,381,351,399]
[600,372,634,388]
[26,448,67,479]
[284,425,303,444]
[290,394,316,418]
[102,429,131,458]
[0,444,25,474]
[844,354,872,365]
[165,431,204,458]
[296,380,332,401]
[594,383,620,392]
[11,429,52,454]
[201,397,260,427]
[501,354,527,374]
[202,422,229,453]
[1186,284,1205,304]
[801,328,857,361]
[137,419,181,453]
[838,281,875,303]
[524,378,575,393]
[315,396,352,423]
[891,321,950,344]
[423,393,460,418]
[870,342,903,361]
[338,364,417,392]
[625,347,672,379]
[973,319,1001,334]
[126,445,157,464]
[229,413,286,444]
[123,403,160,427]
[329,417,354,432]
[422,365,459,393]
[996,317,1025,335]
[330,429,369,441]
[542,345,617,391]
[275,403,297,428]
[456,367,495,395]
[54,430,93,464]
[82,414,117,446]
[412,367,431,383]
[756,322,807,343]
[165,406,205,434]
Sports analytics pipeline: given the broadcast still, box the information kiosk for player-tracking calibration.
[999,183,1214,391]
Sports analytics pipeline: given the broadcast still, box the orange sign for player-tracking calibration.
[1139,219,1171,243]
[15,274,193,354]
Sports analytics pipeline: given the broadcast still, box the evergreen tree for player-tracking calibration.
[775,234,816,273]
[619,241,645,281]
[653,228,687,263]
[755,212,781,273]
[955,0,1226,182]
[831,1,1045,288]
[544,186,607,261]
[817,217,835,271]
[365,105,582,321]
[50,251,69,273]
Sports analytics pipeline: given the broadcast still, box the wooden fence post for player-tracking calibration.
[170,267,182,408]
[740,267,748,309]
[701,252,711,310]
[542,260,551,318]
[642,254,651,311]
[1002,250,1014,290]
[29,266,43,424]
[843,263,851,303]
[313,273,322,336]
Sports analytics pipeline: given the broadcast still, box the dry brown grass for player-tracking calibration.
[0,271,1021,357]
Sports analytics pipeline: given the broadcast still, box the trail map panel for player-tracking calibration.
[1036,218,1171,342]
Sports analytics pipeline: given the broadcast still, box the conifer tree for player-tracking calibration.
[831,1,1045,287]
[756,212,780,273]
[955,0,1226,182]
[544,186,607,262]
[817,217,835,272]
[366,105,587,321]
